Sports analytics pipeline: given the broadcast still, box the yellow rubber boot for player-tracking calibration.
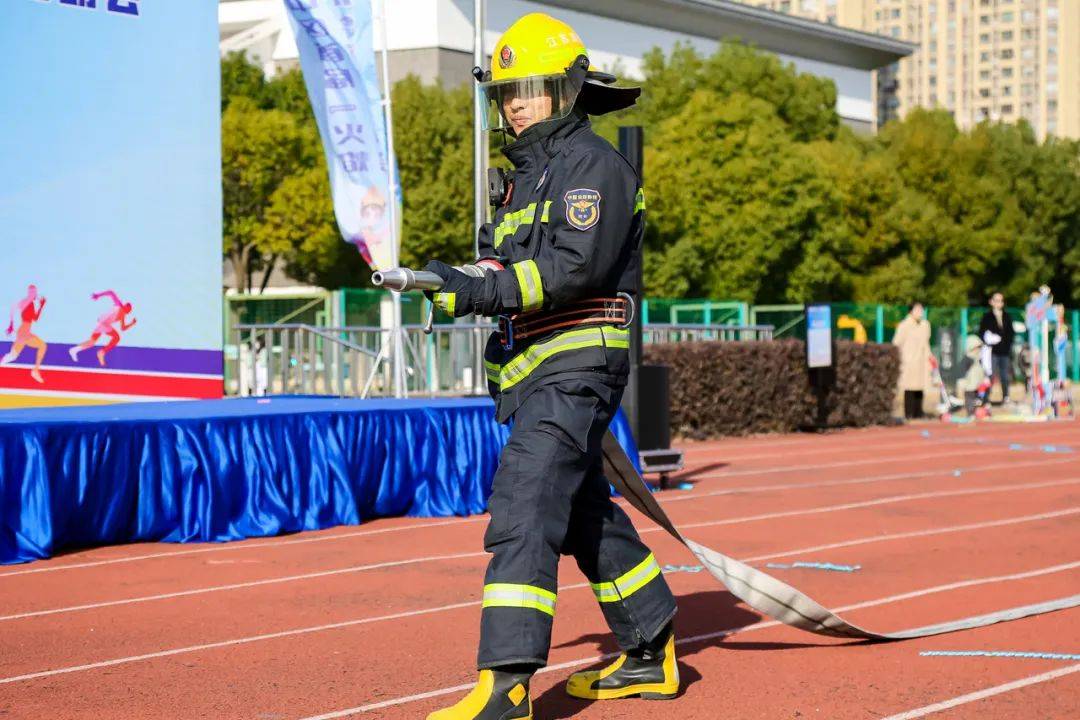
[427,669,532,720]
[565,632,679,701]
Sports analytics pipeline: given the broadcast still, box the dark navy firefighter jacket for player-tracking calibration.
[469,110,645,423]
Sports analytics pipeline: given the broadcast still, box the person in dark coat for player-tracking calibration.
[978,292,1016,404]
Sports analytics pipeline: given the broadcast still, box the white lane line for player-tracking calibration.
[676,427,1080,461]
[684,446,1045,480]
[6,481,1071,621]
[667,478,1080,533]
[877,663,1080,719]
[920,650,1080,661]
[0,552,487,622]
[3,452,1068,581]
[6,478,1075,623]
[678,422,1079,455]
[740,508,1080,563]
[295,566,1080,720]
[660,456,1072,505]
[2,511,1074,687]
[0,518,484,579]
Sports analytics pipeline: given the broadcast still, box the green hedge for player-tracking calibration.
[643,340,900,439]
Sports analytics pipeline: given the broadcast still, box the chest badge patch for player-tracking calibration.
[564,188,601,231]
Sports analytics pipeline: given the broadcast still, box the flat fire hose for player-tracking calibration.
[600,431,1080,640]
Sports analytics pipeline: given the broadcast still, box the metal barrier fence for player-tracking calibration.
[228,321,773,398]
[644,323,774,344]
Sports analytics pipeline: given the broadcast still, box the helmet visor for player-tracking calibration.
[477,74,580,133]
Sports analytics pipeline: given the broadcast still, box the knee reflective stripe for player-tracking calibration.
[590,553,662,603]
[634,188,645,214]
[434,292,456,315]
[498,326,629,391]
[482,583,557,617]
[513,260,544,312]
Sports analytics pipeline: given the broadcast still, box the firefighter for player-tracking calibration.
[424,13,679,720]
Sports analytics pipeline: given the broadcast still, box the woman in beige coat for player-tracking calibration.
[893,303,932,419]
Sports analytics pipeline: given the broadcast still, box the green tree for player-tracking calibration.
[221,98,314,291]
[644,89,836,302]
[257,164,371,288]
[391,77,476,269]
[220,52,268,111]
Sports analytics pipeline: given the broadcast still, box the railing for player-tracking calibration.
[644,323,774,344]
[228,321,774,398]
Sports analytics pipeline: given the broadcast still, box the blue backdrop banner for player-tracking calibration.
[0,397,641,564]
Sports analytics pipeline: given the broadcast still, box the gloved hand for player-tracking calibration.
[423,260,483,317]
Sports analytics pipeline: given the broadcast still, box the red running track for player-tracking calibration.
[0,420,1078,719]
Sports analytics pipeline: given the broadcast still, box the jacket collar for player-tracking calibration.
[501,109,589,170]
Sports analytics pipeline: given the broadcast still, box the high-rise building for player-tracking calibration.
[747,1,1079,139]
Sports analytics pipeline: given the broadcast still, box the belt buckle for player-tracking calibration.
[499,315,514,350]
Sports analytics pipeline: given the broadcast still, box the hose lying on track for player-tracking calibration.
[600,431,1080,640]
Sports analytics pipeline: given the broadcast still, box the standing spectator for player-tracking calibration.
[978,292,1016,405]
[893,302,932,419]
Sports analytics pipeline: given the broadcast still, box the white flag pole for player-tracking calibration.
[473,0,487,258]
[376,0,406,398]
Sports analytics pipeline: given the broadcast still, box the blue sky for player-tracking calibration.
[0,1,221,350]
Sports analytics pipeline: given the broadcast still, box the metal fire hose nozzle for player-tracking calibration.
[371,265,488,333]
[370,268,445,292]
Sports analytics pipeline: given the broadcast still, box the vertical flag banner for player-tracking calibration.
[285,0,399,271]
[0,2,223,408]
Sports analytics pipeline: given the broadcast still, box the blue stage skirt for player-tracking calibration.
[0,396,640,564]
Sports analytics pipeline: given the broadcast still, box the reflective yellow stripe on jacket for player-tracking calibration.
[513,260,544,312]
[490,326,629,392]
[493,201,554,249]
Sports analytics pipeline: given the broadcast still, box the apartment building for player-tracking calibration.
[748,1,1079,139]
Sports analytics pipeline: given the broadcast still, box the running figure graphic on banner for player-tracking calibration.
[69,290,137,367]
[1,284,48,384]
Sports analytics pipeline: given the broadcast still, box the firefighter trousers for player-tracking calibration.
[477,375,678,669]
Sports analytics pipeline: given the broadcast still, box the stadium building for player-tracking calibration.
[219,0,913,134]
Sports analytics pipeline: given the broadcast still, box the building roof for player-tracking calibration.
[539,0,915,70]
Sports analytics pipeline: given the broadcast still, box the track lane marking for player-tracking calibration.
[1,454,1069,580]
[669,478,1080,532]
[0,518,485,578]
[661,456,1072,505]
[294,565,1080,719]
[676,428,1080,462]
[0,552,488,622]
[4,480,1076,622]
[1,511,1075,686]
[876,663,1080,719]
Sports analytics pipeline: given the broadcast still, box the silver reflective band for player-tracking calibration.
[513,260,544,312]
[482,583,557,617]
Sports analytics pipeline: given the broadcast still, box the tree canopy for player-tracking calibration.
[220,44,1080,305]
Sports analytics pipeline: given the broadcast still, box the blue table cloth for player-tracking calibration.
[0,396,640,564]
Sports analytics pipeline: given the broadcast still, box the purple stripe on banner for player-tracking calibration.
[0,342,222,376]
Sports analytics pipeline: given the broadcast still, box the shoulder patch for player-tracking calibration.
[564,188,601,231]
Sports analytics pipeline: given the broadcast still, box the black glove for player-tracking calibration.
[423,260,484,317]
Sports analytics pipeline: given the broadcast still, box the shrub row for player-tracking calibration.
[643,340,900,439]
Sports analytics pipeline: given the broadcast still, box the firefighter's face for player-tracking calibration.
[502,86,553,135]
